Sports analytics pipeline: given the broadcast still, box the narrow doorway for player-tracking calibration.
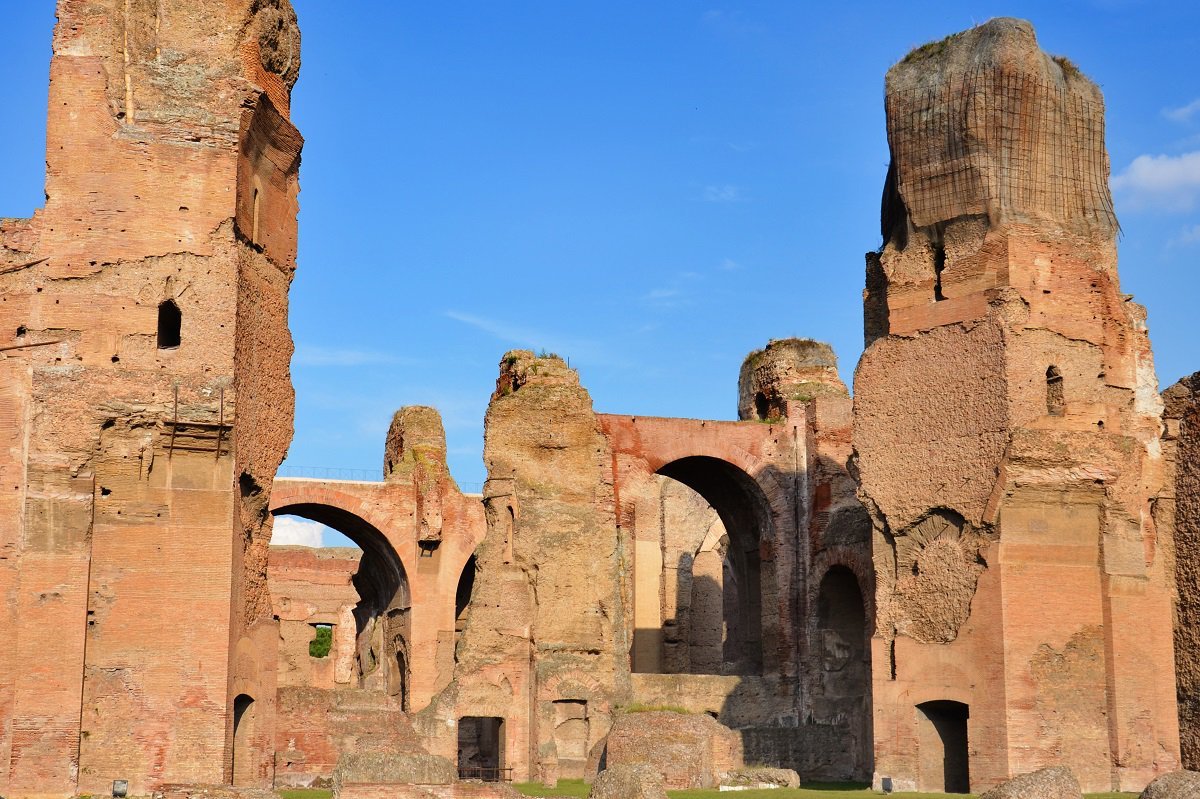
[457,716,506,781]
[916,700,969,793]
[231,694,256,786]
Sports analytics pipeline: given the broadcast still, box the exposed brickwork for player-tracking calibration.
[0,0,301,795]
[855,17,1179,794]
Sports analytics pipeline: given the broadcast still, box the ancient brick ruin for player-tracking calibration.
[2,4,1199,798]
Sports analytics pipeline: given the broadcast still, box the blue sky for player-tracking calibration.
[2,2,1199,546]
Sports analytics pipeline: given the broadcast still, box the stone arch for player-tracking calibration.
[654,455,777,676]
[270,492,411,692]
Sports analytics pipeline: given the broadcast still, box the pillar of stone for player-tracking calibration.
[0,1,302,794]
[853,18,1179,794]
[738,338,848,422]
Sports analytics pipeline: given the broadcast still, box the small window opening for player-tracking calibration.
[157,300,181,349]
[309,623,332,658]
[15,325,26,337]
[933,244,947,301]
[418,540,439,558]
[1046,366,1064,416]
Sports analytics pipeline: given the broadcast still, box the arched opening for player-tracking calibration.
[814,566,871,780]
[1046,365,1064,416]
[916,700,970,793]
[270,503,410,693]
[157,299,181,349]
[754,391,770,421]
[632,456,773,676]
[455,554,477,640]
[231,693,256,786]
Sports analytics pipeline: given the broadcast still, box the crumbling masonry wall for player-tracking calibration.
[854,18,1179,794]
[0,1,302,795]
[1163,374,1200,769]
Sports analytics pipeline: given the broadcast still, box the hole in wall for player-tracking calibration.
[157,300,181,349]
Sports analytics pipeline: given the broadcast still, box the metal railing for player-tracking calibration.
[277,465,483,494]
[457,766,512,782]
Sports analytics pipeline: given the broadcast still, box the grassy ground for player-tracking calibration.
[278,790,333,799]
[511,779,1139,799]
[278,780,1138,799]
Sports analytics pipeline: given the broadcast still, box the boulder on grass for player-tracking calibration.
[721,766,801,789]
[599,710,742,789]
[332,751,455,795]
[588,764,668,799]
[1140,770,1200,799]
[979,766,1082,799]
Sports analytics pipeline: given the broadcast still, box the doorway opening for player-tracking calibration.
[916,700,969,793]
[457,716,506,781]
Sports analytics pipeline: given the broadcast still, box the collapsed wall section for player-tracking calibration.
[1163,375,1200,769]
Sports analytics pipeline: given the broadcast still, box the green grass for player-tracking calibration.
[278,789,333,799]
[515,779,592,798]
[511,780,1138,799]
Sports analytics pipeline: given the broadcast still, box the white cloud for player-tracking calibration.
[1111,151,1200,211]
[445,310,615,366]
[271,515,325,547]
[294,346,415,367]
[700,184,745,203]
[1165,99,1200,124]
[445,310,539,346]
[1169,224,1200,248]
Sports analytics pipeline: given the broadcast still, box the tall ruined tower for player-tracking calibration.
[0,1,301,795]
[853,19,1179,794]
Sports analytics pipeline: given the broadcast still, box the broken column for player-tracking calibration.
[413,351,628,783]
[853,18,1179,794]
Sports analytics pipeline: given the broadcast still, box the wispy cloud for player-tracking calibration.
[642,287,686,308]
[719,258,742,271]
[1169,224,1200,248]
[700,184,746,203]
[444,310,614,365]
[294,346,416,367]
[700,9,766,37]
[1164,99,1200,124]
[1112,151,1200,211]
[444,310,543,347]
[271,516,326,547]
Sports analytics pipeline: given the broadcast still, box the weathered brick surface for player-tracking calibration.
[855,17,1179,794]
[0,0,302,795]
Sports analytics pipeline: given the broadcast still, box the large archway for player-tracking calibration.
[634,455,775,676]
[271,502,412,705]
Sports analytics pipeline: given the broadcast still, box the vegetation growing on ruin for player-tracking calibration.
[900,30,965,64]
[308,625,332,658]
[1052,54,1082,78]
